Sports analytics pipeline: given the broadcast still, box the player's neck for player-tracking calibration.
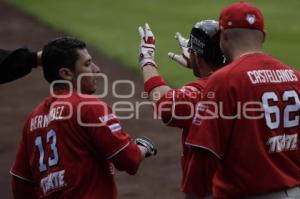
[197,61,213,78]
[232,48,263,61]
[229,40,263,61]
[239,51,264,58]
[200,69,213,78]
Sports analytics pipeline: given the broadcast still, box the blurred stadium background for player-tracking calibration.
[1,0,300,198]
[8,0,300,86]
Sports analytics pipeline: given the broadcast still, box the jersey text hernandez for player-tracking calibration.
[30,106,65,131]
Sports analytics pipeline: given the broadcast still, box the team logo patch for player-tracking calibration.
[246,14,256,25]
[108,123,122,133]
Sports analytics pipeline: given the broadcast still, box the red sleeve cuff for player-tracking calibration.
[144,76,166,94]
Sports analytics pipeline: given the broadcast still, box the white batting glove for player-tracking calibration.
[168,32,191,68]
[138,23,157,68]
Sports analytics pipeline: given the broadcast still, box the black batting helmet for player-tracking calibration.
[188,20,225,69]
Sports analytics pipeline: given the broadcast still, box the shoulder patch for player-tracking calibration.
[108,123,122,133]
[99,113,115,123]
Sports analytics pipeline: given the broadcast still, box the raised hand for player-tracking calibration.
[168,32,191,68]
[138,23,157,68]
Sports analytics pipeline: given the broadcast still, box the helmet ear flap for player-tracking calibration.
[204,32,225,69]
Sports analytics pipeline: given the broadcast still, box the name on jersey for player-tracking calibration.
[247,69,298,84]
[267,133,298,153]
[99,113,115,123]
[30,106,65,132]
[40,169,66,195]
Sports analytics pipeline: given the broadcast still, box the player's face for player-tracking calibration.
[189,49,201,77]
[72,48,100,94]
[189,49,200,77]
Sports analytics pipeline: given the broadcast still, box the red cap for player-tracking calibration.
[219,2,264,32]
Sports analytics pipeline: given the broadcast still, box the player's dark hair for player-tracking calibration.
[42,37,86,83]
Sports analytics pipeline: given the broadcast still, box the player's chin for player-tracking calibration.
[80,84,97,95]
[87,85,97,95]
[88,79,98,93]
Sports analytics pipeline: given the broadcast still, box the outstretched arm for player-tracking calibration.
[0,48,41,84]
[138,24,193,103]
[138,23,171,102]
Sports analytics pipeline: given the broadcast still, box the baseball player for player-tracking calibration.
[138,21,225,198]
[10,37,157,199]
[0,48,42,84]
[186,2,300,199]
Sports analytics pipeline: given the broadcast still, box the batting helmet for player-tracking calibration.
[188,20,224,68]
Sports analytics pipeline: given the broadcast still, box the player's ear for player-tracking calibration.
[195,54,205,67]
[59,67,74,81]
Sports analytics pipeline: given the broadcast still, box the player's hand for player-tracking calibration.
[168,32,191,68]
[138,23,157,68]
[135,136,157,158]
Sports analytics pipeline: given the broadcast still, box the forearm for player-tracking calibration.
[0,48,38,84]
[138,24,172,102]
[142,65,171,102]
[111,142,142,175]
[112,139,156,175]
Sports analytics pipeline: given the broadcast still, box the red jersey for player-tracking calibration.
[186,53,300,198]
[156,77,218,197]
[11,92,141,199]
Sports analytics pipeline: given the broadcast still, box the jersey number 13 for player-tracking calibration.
[35,129,59,172]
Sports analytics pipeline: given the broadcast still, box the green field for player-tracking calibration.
[8,0,300,87]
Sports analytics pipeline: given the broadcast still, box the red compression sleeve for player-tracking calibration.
[144,76,166,93]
